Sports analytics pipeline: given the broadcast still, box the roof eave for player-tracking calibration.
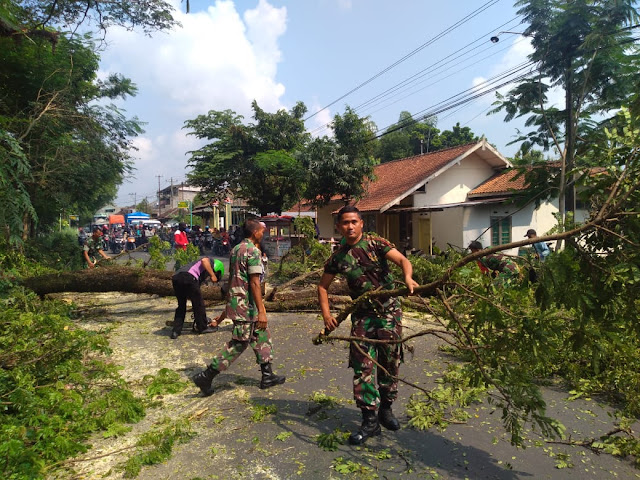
[379,139,510,213]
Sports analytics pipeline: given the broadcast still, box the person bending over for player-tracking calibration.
[170,257,224,339]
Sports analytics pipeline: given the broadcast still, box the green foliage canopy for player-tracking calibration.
[184,101,309,216]
[0,33,141,234]
[491,0,640,217]
[375,112,479,163]
[300,107,378,206]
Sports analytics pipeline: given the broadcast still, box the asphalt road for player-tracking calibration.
[62,291,639,480]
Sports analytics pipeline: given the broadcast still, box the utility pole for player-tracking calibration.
[170,177,174,209]
[156,175,162,217]
[129,193,137,211]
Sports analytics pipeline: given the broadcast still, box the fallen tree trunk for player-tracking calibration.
[22,266,224,299]
[20,267,350,313]
[265,268,323,301]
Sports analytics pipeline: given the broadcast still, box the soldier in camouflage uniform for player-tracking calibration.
[468,241,520,284]
[83,227,110,268]
[318,205,418,445]
[192,218,285,396]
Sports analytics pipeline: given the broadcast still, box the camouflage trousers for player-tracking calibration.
[350,306,403,411]
[496,264,520,285]
[209,321,273,372]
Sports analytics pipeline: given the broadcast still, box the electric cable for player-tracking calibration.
[308,14,525,137]
[372,60,535,136]
[372,66,537,140]
[304,0,505,122]
[353,16,524,113]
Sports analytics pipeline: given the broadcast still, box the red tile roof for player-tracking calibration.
[468,162,564,198]
[355,143,480,212]
[467,169,528,197]
[285,200,315,213]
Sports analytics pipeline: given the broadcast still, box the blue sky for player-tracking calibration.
[101,0,540,207]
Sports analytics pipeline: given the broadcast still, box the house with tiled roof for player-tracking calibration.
[316,139,560,255]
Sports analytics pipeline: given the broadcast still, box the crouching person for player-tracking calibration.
[193,218,285,396]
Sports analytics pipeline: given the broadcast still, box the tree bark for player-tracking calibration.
[22,266,224,300]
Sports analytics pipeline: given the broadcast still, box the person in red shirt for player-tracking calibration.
[174,222,189,251]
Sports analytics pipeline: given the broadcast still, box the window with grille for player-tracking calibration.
[490,216,511,246]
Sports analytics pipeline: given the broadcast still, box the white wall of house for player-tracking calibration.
[463,199,560,255]
[422,155,497,206]
[429,207,465,251]
[316,203,338,239]
[531,198,560,237]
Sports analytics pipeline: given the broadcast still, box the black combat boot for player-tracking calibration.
[259,363,286,389]
[192,365,218,396]
[378,400,400,431]
[193,317,218,334]
[196,325,218,334]
[349,408,381,445]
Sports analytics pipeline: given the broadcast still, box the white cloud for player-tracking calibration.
[102,0,289,204]
[131,137,153,166]
[102,0,287,117]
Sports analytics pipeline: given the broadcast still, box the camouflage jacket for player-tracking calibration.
[224,239,263,322]
[324,234,396,301]
[478,253,519,274]
[83,237,102,259]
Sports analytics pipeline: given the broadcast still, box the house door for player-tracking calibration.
[418,217,432,254]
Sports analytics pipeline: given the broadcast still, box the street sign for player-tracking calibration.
[69,215,79,221]
[177,201,189,208]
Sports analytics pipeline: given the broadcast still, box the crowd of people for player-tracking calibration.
[78,222,244,260]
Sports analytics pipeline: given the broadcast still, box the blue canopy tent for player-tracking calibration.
[125,212,150,225]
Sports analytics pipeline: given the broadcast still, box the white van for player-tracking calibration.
[142,220,162,229]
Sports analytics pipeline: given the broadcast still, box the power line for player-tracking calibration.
[353,17,523,113]
[359,36,529,121]
[372,63,537,140]
[308,14,524,137]
[304,0,505,122]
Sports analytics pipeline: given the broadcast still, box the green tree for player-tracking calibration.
[491,0,640,225]
[0,0,178,240]
[184,101,309,216]
[0,33,140,236]
[376,112,441,163]
[0,0,178,42]
[0,131,36,244]
[136,198,151,214]
[376,113,479,163]
[438,122,478,149]
[301,108,378,206]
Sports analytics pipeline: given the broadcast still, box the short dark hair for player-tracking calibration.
[242,218,263,239]
[336,205,362,223]
[468,240,483,251]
